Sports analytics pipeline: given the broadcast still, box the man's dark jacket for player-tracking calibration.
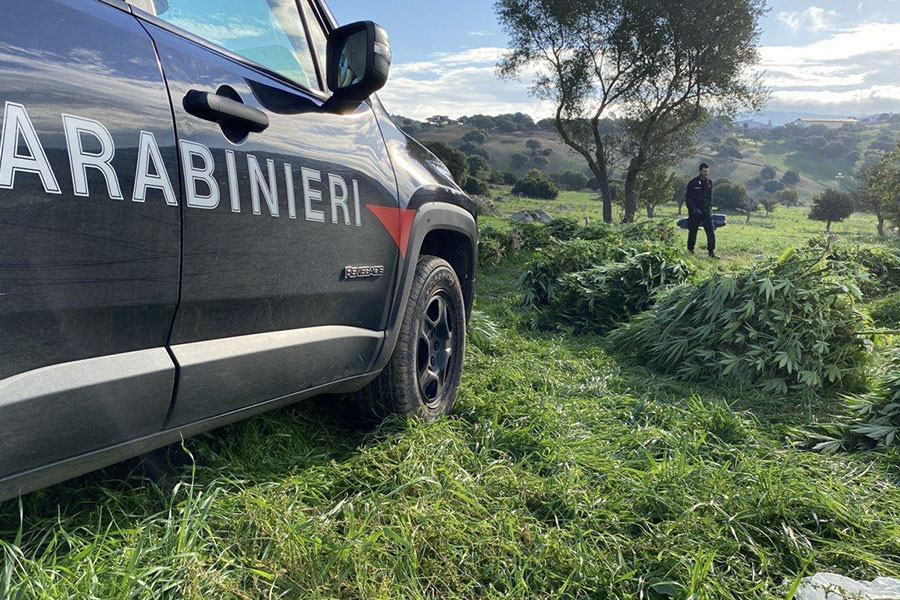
[685,176,713,215]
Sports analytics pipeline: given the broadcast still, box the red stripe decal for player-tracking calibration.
[365,204,417,258]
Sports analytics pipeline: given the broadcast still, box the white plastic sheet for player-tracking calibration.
[796,573,900,599]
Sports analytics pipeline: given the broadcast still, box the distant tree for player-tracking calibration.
[782,170,800,185]
[467,115,496,130]
[510,112,536,130]
[510,153,529,169]
[497,0,766,224]
[458,142,478,154]
[763,180,785,194]
[859,147,900,236]
[512,169,559,199]
[532,156,549,168]
[526,139,542,155]
[426,115,452,128]
[497,119,518,133]
[776,189,800,207]
[870,139,895,152]
[808,135,828,150]
[470,148,490,160]
[822,141,845,158]
[714,181,752,212]
[760,195,778,216]
[462,130,488,144]
[558,171,589,191]
[423,141,468,185]
[502,172,519,186]
[809,189,854,232]
[637,168,676,218]
[541,148,555,156]
[760,165,777,181]
[467,155,490,176]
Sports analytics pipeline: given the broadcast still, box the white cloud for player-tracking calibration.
[391,47,508,76]
[380,65,551,121]
[468,31,495,37]
[382,20,900,121]
[767,85,900,115]
[778,7,838,32]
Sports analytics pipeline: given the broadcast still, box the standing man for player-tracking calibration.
[686,163,716,258]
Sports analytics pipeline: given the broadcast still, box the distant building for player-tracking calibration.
[792,118,858,128]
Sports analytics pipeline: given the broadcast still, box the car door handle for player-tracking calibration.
[183,90,270,133]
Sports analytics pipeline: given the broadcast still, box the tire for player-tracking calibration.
[354,255,466,423]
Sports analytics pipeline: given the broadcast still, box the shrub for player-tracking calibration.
[463,177,490,196]
[782,170,800,185]
[557,170,589,191]
[763,180,785,194]
[545,248,691,332]
[532,156,549,168]
[828,243,900,297]
[760,165,776,181]
[467,155,490,175]
[510,153,529,169]
[477,224,509,266]
[619,219,677,245]
[610,242,872,395]
[509,222,552,252]
[520,239,623,307]
[502,172,519,185]
[512,171,559,200]
[871,292,900,328]
[821,351,900,452]
[462,130,487,144]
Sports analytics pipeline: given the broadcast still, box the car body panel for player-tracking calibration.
[136,16,403,424]
[0,0,180,476]
[0,0,477,502]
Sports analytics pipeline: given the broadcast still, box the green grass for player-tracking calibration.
[2,205,899,599]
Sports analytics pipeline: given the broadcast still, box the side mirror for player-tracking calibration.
[324,21,391,114]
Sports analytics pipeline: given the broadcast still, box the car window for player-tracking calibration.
[300,0,329,82]
[138,0,321,91]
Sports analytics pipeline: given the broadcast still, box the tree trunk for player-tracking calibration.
[826,220,832,233]
[877,213,885,237]
[677,199,684,215]
[623,163,640,223]
[646,203,654,219]
[746,212,751,223]
[592,165,613,224]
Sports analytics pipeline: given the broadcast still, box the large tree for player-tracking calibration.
[859,147,900,236]
[809,189,854,233]
[496,0,766,222]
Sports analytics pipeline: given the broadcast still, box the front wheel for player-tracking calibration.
[355,256,466,422]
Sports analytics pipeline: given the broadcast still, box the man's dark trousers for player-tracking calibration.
[687,210,716,254]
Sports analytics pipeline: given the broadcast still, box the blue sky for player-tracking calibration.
[330,0,900,122]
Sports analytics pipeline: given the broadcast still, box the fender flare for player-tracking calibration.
[369,200,477,373]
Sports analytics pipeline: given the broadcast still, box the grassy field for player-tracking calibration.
[2,197,899,599]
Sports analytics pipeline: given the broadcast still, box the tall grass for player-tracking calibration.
[1,208,899,599]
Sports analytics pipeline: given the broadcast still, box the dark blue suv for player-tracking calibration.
[0,0,476,501]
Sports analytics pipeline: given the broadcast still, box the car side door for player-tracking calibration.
[128,0,402,426]
[0,0,180,479]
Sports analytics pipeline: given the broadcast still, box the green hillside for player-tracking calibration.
[400,113,900,205]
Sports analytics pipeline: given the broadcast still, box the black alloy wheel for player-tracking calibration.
[352,256,466,422]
